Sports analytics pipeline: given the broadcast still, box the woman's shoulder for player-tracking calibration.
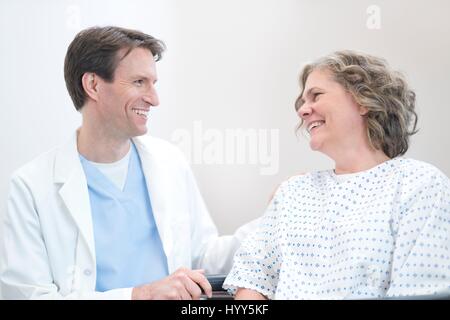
[393,157,449,181]
[268,171,326,204]
[285,169,331,183]
[388,158,450,199]
[275,170,330,193]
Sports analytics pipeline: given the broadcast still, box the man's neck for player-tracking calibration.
[77,124,131,163]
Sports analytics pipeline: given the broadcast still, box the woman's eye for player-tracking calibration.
[313,92,322,101]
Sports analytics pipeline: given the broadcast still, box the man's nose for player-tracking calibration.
[143,87,159,106]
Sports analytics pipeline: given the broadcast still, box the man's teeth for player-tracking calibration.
[308,121,325,133]
[132,109,149,117]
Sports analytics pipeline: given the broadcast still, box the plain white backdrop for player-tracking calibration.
[1,0,449,239]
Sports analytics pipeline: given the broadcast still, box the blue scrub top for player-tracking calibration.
[79,142,168,291]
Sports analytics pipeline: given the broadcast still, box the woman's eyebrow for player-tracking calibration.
[301,87,322,101]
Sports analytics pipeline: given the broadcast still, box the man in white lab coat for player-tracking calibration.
[0,26,256,299]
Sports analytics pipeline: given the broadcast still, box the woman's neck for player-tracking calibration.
[332,147,390,175]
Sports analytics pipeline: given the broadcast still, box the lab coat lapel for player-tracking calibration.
[133,137,174,268]
[54,133,96,263]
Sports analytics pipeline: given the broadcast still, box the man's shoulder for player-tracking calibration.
[136,134,179,151]
[135,134,188,163]
[11,146,59,183]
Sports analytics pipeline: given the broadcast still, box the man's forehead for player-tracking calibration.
[115,47,157,75]
[118,46,155,60]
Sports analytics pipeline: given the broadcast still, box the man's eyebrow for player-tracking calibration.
[133,74,158,83]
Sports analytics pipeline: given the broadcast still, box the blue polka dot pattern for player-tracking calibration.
[223,158,450,299]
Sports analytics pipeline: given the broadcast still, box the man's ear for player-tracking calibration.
[81,72,99,102]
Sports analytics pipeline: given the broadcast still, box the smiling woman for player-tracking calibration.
[223,50,450,300]
[293,51,417,174]
[295,51,417,170]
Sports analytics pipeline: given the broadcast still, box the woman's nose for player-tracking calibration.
[298,103,312,119]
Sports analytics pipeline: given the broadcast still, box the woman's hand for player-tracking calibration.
[235,288,267,300]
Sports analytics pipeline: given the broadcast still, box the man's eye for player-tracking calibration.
[134,80,144,86]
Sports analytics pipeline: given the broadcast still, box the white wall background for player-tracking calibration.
[1,0,449,240]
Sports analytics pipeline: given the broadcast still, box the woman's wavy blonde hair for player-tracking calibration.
[295,50,418,158]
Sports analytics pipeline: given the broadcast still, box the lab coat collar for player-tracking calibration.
[54,131,80,183]
[132,136,174,267]
[54,131,96,263]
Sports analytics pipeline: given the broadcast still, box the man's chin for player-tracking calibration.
[130,127,148,138]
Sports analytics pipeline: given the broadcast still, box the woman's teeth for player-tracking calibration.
[308,121,325,133]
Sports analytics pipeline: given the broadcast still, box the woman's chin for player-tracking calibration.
[309,138,323,151]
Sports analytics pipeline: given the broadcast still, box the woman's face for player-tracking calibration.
[297,68,368,155]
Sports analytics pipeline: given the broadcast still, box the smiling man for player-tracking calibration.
[0,26,256,300]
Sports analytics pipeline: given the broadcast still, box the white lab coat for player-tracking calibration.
[0,132,257,299]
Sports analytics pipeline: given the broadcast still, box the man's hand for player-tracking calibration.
[131,268,213,300]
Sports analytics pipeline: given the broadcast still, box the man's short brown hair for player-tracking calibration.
[64,26,166,111]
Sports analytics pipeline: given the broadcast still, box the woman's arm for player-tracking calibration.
[235,288,268,300]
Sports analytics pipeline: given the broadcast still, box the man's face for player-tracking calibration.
[96,47,159,139]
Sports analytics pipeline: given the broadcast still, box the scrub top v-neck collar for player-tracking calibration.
[79,143,137,200]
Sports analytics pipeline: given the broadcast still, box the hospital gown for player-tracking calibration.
[223,158,450,299]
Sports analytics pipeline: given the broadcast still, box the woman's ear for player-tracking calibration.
[81,72,99,102]
[359,105,369,116]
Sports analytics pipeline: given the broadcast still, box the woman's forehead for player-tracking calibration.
[305,68,334,86]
